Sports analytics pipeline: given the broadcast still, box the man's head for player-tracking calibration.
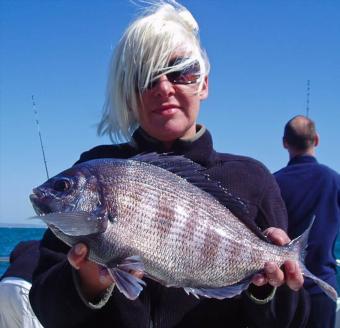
[98,1,210,142]
[283,115,319,158]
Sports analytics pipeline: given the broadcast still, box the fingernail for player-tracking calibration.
[74,244,84,255]
[99,274,108,284]
[269,279,278,287]
[99,268,111,285]
[265,263,275,273]
[290,282,301,291]
[252,274,263,285]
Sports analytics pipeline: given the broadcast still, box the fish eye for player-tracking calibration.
[53,178,72,192]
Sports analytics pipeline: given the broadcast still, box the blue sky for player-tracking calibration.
[1,0,339,225]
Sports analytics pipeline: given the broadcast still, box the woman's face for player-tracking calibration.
[138,57,208,143]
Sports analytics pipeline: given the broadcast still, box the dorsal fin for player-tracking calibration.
[131,153,248,215]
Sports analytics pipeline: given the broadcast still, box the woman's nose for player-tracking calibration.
[152,75,175,97]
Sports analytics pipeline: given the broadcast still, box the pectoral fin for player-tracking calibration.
[31,211,108,236]
[108,256,146,300]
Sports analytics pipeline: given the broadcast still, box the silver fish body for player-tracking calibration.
[30,154,337,301]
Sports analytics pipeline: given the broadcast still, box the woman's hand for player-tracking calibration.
[251,228,304,291]
[68,243,144,301]
[68,243,114,300]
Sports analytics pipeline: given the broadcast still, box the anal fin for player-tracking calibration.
[184,278,251,300]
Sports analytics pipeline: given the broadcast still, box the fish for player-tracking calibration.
[29,153,338,302]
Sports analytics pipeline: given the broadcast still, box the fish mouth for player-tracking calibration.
[29,193,53,215]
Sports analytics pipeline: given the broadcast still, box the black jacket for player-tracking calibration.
[1,240,40,283]
[30,127,309,328]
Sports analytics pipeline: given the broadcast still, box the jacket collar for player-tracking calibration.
[288,155,318,166]
[131,125,217,167]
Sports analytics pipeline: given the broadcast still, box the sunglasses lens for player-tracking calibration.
[167,61,200,85]
[144,59,201,89]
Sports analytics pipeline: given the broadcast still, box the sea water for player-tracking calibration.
[0,227,46,276]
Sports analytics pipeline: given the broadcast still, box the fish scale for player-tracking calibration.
[30,154,338,301]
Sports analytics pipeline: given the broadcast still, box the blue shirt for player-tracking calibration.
[274,155,340,294]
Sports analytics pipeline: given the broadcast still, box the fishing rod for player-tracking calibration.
[0,98,49,267]
[32,95,50,180]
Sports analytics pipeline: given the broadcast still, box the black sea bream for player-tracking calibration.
[30,153,337,301]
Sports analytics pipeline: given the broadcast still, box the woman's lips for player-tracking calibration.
[153,105,180,116]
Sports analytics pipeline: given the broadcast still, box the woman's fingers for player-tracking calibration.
[283,260,304,291]
[264,227,290,245]
[67,243,88,269]
[251,228,304,291]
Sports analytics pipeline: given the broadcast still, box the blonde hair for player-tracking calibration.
[98,1,210,143]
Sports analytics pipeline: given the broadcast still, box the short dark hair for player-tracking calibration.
[283,115,317,151]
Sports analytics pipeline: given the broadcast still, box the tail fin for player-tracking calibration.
[289,216,338,302]
[301,265,338,302]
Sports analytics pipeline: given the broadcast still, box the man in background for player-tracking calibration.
[275,115,340,328]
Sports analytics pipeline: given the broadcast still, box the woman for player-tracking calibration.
[30,2,309,327]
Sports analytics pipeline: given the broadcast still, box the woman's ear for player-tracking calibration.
[199,76,209,100]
